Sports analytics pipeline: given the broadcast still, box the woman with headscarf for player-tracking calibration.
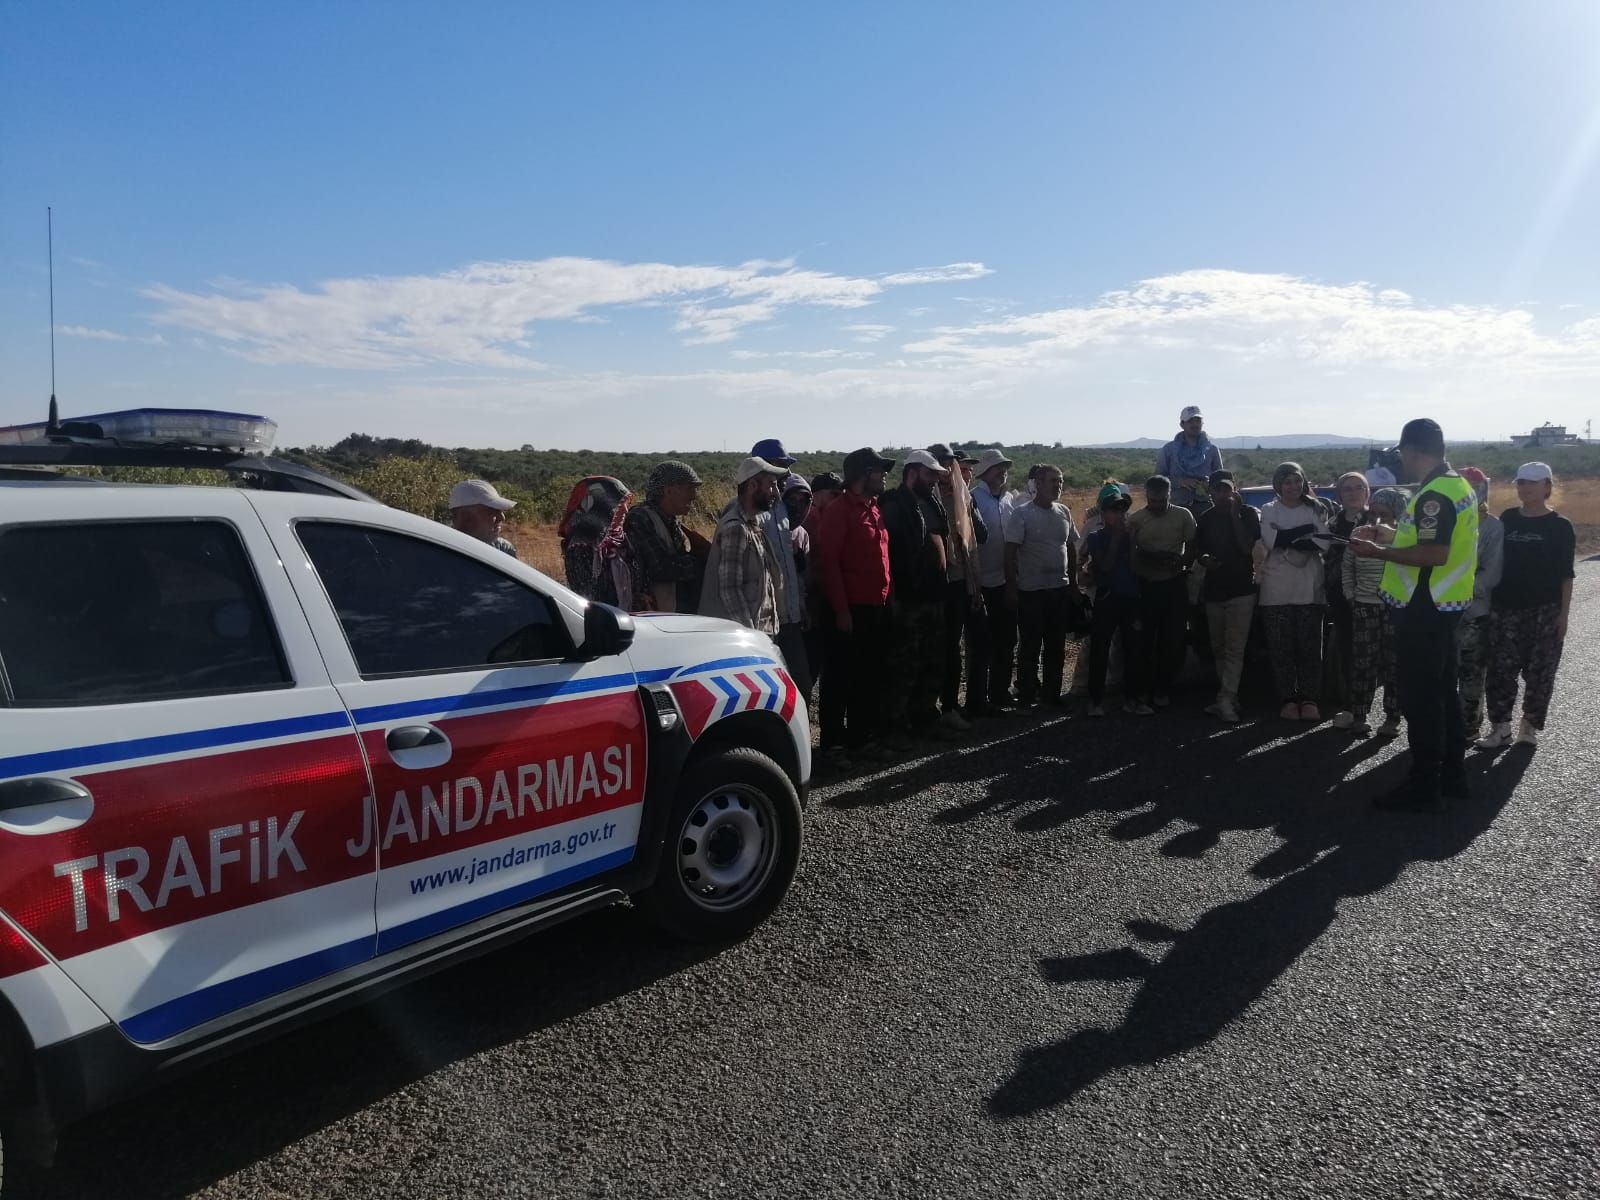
[1256,461,1330,721]
[1455,467,1504,739]
[1337,486,1405,737]
[558,476,637,609]
[1325,471,1372,714]
[1477,462,1576,750]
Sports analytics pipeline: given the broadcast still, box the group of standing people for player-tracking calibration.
[444,410,1577,810]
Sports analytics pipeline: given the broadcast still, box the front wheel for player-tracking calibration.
[640,747,802,941]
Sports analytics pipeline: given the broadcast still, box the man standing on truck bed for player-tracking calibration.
[1155,406,1224,514]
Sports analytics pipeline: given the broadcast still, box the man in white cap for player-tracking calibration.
[1155,406,1224,513]
[448,479,519,558]
[700,456,789,633]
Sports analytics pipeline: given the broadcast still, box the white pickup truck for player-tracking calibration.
[0,409,809,1189]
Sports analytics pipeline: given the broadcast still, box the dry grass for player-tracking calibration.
[1489,479,1600,557]
[507,479,1600,584]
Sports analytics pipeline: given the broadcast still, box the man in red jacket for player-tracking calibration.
[814,447,895,763]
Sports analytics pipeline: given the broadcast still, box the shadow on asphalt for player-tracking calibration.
[987,745,1534,1118]
[10,908,725,1199]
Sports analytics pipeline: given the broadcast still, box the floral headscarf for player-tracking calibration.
[1369,487,1408,521]
[558,476,634,607]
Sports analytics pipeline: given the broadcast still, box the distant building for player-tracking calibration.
[1509,423,1584,449]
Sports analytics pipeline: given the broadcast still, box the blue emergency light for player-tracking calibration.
[0,407,278,453]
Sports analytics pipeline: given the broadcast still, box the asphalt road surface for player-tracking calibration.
[13,565,1600,1200]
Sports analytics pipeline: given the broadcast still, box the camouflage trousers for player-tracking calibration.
[1456,613,1491,733]
[1486,603,1565,730]
[882,598,946,731]
[1347,602,1398,721]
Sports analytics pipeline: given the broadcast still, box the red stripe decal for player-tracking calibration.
[669,679,718,739]
[777,669,797,723]
[733,673,761,713]
[0,921,46,981]
[0,733,371,959]
[362,690,646,869]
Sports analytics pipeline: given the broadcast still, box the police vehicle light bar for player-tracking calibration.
[0,407,278,453]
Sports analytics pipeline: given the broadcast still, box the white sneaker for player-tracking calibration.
[1087,703,1106,718]
[1475,722,1513,750]
[941,708,973,732]
[1123,700,1154,716]
[1333,711,1355,730]
[1515,718,1539,747]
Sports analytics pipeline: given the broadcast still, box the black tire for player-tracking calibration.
[640,746,802,942]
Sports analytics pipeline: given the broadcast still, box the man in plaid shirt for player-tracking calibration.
[702,456,790,632]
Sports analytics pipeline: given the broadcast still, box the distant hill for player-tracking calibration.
[1084,434,1377,450]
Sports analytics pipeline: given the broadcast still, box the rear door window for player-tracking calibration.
[296,523,573,677]
[0,520,290,706]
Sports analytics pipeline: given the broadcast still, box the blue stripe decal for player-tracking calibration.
[635,668,677,684]
[757,670,781,711]
[350,671,639,725]
[710,674,742,717]
[119,934,374,1044]
[0,710,354,779]
[671,655,777,678]
[377,847,637,954]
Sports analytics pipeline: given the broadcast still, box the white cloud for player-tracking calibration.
[145,255,988,366]
[729,348,874,361]
[844,323,895,343]
[902,269,1600,373]
[58,325,165,346]
[879,263,992,286]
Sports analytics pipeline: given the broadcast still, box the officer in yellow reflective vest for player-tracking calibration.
[1350,418,1479,811]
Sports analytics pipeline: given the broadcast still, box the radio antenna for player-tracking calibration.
[46,206,59,434]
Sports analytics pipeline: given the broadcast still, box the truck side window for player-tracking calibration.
[0,520,290,706]
[297,523,572,677]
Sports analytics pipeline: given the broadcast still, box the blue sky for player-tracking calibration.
[4,1,1600,451]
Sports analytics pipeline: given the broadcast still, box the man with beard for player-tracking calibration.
[701,456,789,633]
[815,447,896,761]
[879,449,953,744]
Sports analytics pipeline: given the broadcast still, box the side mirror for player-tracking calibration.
[578,602,636,659]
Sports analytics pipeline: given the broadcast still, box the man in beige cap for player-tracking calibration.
[449,479,519,558]
[700,456,789,633]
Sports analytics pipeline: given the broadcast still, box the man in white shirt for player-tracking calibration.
[1004,463,1082,706]
[970,448,1017,710]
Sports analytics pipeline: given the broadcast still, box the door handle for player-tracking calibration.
[386,726,447,752]
[0,777,93,810]
[0,776,96,835]
[384,725,452,770]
